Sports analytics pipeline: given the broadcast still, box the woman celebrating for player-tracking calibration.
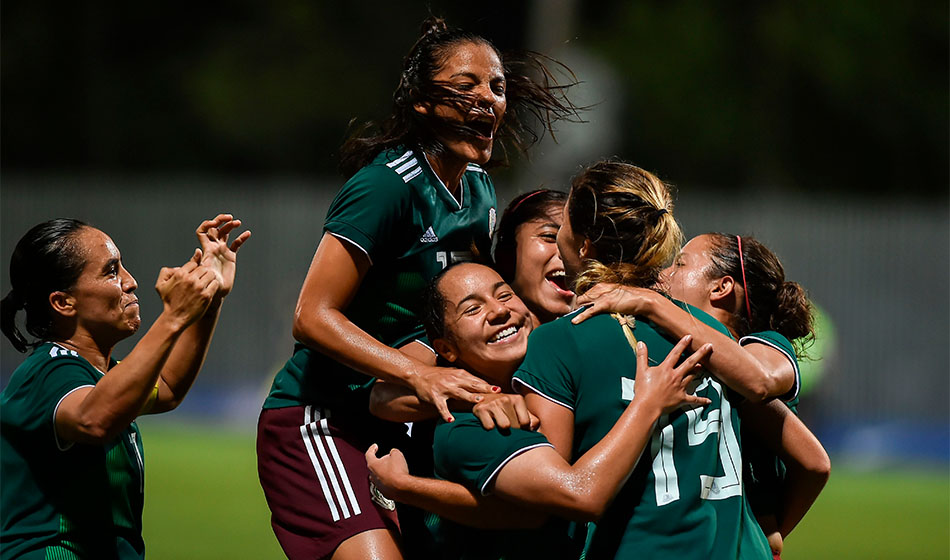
[493,189,574,325]
[0,215,249,559]
[513,161,774,559]
[370,262,711,559]
[257,17,577,560]
[573,233,829,557]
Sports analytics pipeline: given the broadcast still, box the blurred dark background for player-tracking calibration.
[3,0,949,468]
[3,0,947,193]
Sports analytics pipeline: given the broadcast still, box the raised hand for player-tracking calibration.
[195,214,251,299]
[572,283,659,325]
[633,335,713,414]
[155,249,220,330]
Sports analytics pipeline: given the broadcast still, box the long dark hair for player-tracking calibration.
[339,16,581,177]
[493,188,567,283]
[704,233,815,354]
[1,219,88,352]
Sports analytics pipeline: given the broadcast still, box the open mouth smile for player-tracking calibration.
[488,324,521,344]
[545,270,574,297]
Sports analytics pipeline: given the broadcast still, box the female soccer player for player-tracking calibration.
[370,262,712,559]
[0,215,249,559]
[256,17,577,560]
[572,233,830,557]
[367,206,827,560]
[493,189,574,324]
[512,160,774,558]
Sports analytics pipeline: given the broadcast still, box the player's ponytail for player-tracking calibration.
[2,219,88,352]
[1,289,29,353]
[567,160,682,295]
[773,280,815,353]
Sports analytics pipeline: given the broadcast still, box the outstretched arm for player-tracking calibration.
[573,284,793,401]
[294,233,496,421]
[148,215,251,413]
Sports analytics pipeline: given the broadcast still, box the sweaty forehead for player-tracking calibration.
[78,227,119,263]
[437,41,503,76]
[440,263,502,302]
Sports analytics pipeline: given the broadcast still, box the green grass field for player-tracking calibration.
[139,421,949,559]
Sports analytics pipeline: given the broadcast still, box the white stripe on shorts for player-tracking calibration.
[319,418,361,516]
[300,406,362,522]
[299,408,340,522]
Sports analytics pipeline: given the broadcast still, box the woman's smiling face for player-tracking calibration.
[434,263,532,385]
[510,205,574,324]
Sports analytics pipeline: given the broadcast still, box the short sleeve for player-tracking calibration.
[5,355,97,449]
[323,164,412,263]
[433,414,552,495]
[739,330,801,403]
[511,319,580,412]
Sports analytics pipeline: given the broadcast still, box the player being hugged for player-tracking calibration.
[572,233,831,558]
[0,215,249,559]
[256,16,578,560]
[512,160,775,559]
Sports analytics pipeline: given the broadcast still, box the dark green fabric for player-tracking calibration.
[1,343,144,560]
[430,412,579,560]
[264,147,496,410]
[513,304,771,559]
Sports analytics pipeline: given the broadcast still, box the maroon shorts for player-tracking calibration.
[257,405,401,560]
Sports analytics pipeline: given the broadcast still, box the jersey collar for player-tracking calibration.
[422,153,468,212]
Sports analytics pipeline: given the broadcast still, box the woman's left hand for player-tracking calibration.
[365,443,408,502]
[195,214,252,300]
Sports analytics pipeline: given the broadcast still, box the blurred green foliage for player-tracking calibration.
[2,1,946,194]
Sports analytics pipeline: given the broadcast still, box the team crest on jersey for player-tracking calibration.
[369,481,396,511]
[488,207,496,238]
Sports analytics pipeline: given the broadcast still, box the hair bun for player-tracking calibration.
[419,16,449,37]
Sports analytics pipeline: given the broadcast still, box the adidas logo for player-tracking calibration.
[420,227,439,243]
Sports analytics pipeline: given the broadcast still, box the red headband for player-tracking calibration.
[510,190,546,213]
[736,235,753,322]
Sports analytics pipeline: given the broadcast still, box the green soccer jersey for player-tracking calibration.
[1,343,145,560]
[512,305,771,560]
[430,412,581,560]
[739,330,801,518]
[264,147,497,411]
